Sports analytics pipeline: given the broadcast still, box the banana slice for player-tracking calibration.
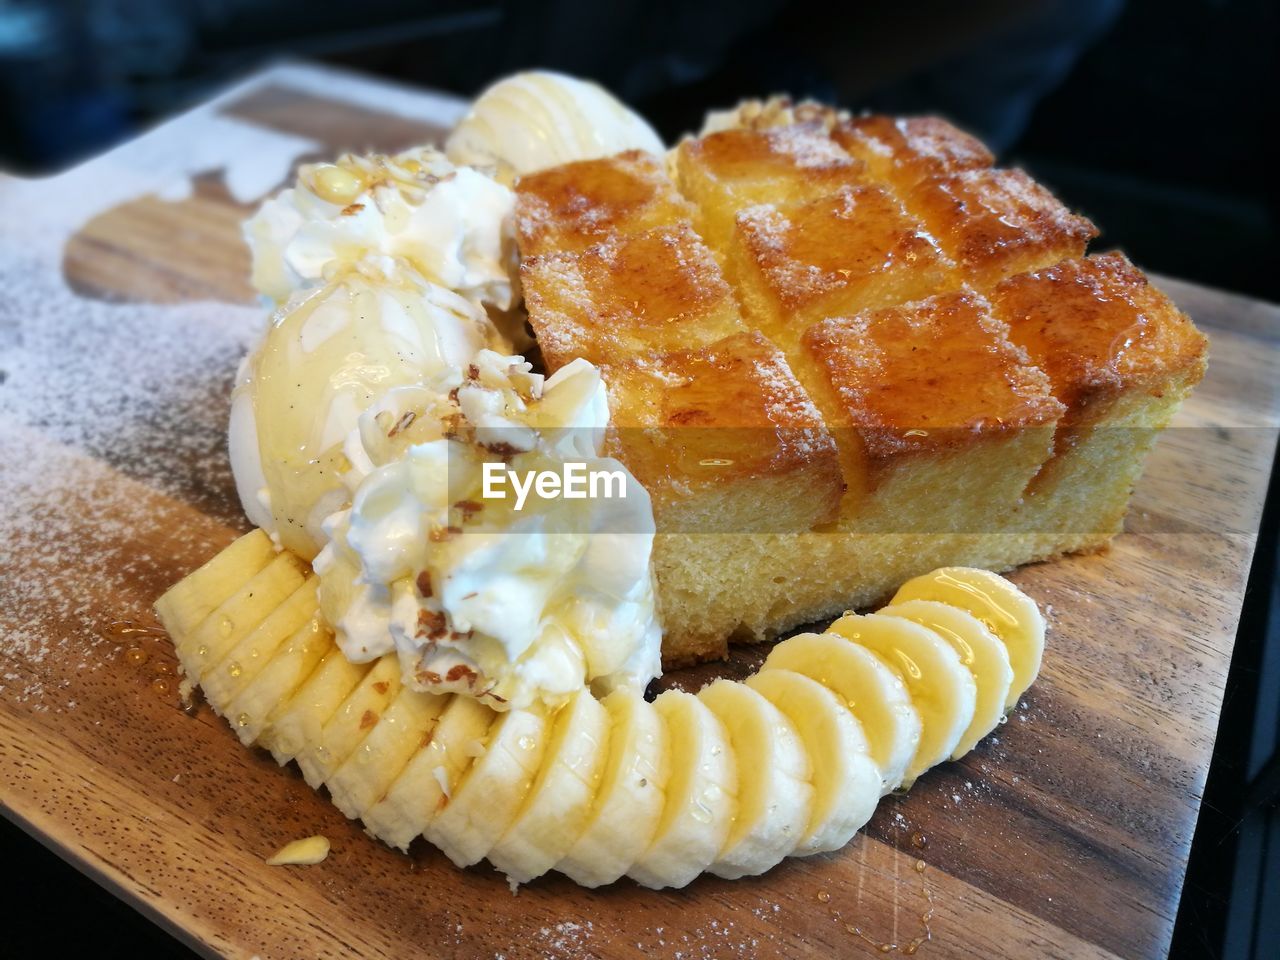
[296,655,402,788]
[425,707,549,867]
[557,688,666,888]
[262,648,373,764]
[891,566,1045,709]
[154,529,276,638]
[628,689,736,890]
[224,614,330,747]
[746,669,880,855]
[199,576,320,711]
[488,690,609,884]
[176,552,309,684]
[326,686,450,821]
[763,631,920,793]
[698,679,812,879]
[881,599,1013,756]
[362,694,496,851]
[828,613,976,787]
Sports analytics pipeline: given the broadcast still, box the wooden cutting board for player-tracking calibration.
[1,64,1278,960]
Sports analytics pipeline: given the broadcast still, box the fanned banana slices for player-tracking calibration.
[156,532,1045,889]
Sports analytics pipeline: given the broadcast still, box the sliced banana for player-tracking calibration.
[362,695,496,851]
[881,599,1013,756]
[629,689,736,890]
[177,552,309,684]
[160,529,1052,888]
[557,688,667,888]
[296,654,403,789]
[746,669,880,855]
[488,689,610,884]
[764,631,921,793]
[199,576,320,711]
[155,529,276,637]
[326,686,449,821]
[891,566,1045,708]
[425,707,549,868]
[698,679,812,879]
[828,613,976,787]
[224,614,330,747]
[262,648,372,764]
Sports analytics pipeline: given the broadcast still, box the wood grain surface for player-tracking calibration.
[2,65,1278,960]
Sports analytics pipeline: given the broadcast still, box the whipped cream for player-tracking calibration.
[230,257,505,559]
[244,147,518,309]
[314,350,661,709]
[445,71,664,184]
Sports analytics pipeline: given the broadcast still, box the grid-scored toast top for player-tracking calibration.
[520,222,745,369]
[903,168,1097,286]
[514,114,1203,519]
[803,291,1065,460]
[601,332,842,518]
[731,185,952,313]
[991,252,1209,416]
[832,115,994,187]
[516,150,694,257]
[676,124,867,199]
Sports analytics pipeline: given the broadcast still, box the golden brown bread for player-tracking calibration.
[514,115,1208,666]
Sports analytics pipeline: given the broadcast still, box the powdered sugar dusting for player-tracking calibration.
[765,123,855,170]
[0,67,422,708]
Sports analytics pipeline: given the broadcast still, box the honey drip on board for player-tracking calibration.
[842,831,934,955]
[106,620,182,703]
[104,619,169,644]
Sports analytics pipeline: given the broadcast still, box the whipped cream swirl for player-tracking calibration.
[314,350,660,709]
[244,147,518,310]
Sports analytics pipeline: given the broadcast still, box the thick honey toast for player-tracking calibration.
[514,116,1207,665]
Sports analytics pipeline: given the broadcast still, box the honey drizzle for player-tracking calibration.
[106,620,181,702]
[841,831,934,955]
[104,619,169,643]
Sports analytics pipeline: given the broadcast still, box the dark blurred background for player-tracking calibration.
[1,0,1277,300]
[1,1,1278,957]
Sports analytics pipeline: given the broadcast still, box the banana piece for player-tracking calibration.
[698,679,812,880]
[628,689,736,890]
[764,631,920,793]
[223,614,330,747]
[362,695,496,851]
[175,552,309,684]
[828,613,976,787]
[891,567,1045,708]
[262,646,373,764]
[295,654,402,789]
[154,529,276,638]
[746,669,880,855]
[489,690,609,884]
[557,688,666,888]
[881,599,1013,756]
[199,576,320,711]
[425,707,549,867]
[326,686,450,821]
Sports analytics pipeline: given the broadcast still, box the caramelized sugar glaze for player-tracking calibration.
[515,114,1208,663]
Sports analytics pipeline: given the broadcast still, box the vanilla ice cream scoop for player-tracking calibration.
[230,258,505,559]
[244,147,518,307]
[445,71,664,183]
